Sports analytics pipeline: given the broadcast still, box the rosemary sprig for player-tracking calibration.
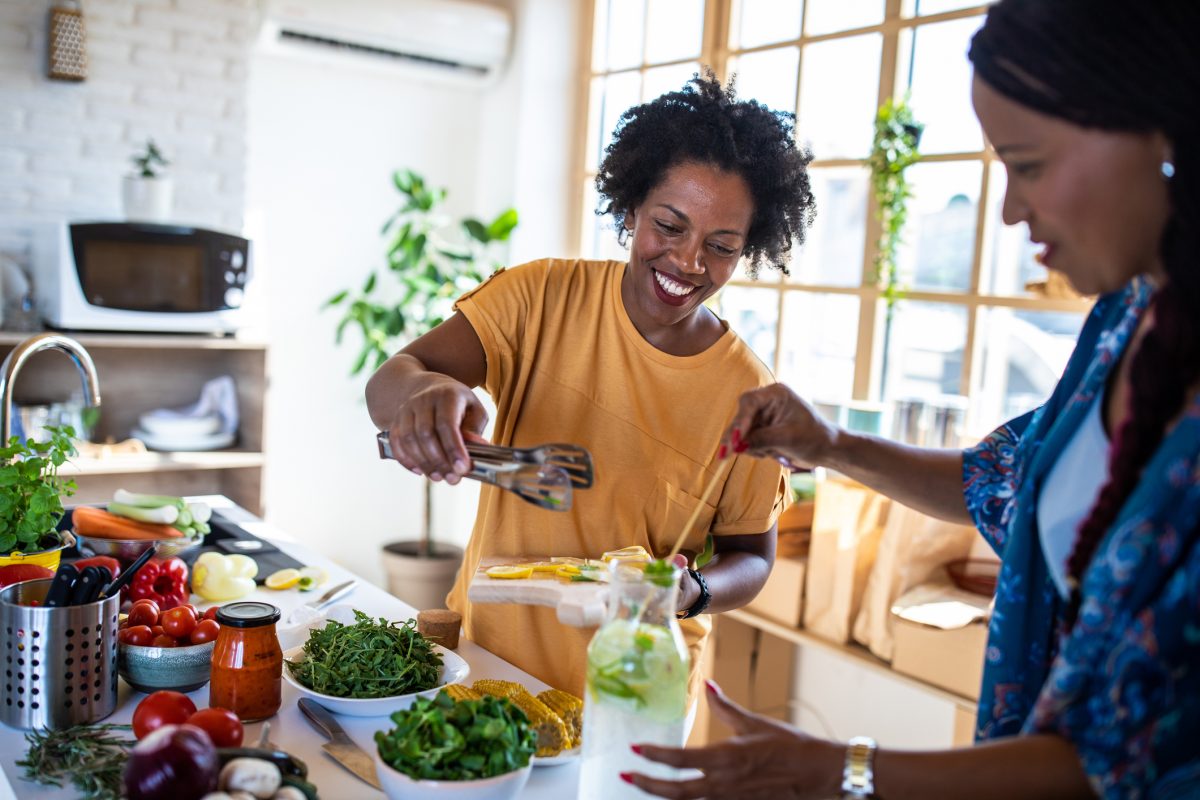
[18,723,134,800]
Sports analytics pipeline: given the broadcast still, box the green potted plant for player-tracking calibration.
[326,169,517,608]
[868,96,923,396]
[0,425,77,570]
[123,138,173,222]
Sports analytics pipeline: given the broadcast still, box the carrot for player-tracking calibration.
[71,506,182,540]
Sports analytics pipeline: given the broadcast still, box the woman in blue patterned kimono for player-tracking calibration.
[625,1,1199,798]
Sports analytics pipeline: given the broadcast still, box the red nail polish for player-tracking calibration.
[705,679,718,693]
[717,444,727,459]
[735,440,749,453]
[620,772,634,784]
[732,428,742,446]
[631,744,643,755]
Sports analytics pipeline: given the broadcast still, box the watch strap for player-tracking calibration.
[840,736,877,798]
[677,567,711,619]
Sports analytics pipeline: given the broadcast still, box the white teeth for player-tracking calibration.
[654,270,695,297]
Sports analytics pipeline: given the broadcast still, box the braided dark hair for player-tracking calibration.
[970,0,1200,630]
[595,70,816,277]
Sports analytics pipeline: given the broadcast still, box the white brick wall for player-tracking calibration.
[0,0,256,274]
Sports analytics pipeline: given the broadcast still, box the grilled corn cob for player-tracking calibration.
[472,679,523,698]
[442,683,482,702]
[537,688,583,748]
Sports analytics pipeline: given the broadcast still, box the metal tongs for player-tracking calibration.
[376,432,593,512]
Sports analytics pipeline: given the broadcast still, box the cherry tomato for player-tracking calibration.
[161,606,198,639]
[118,625,154,646]
[189,618,220,645]
[132,690,197,739]
[186,707,244,747]
[151,634,178,648]
[202,606,221,622]
[151,625,165,637]
[180,603,200,619]
[127,601,160,628]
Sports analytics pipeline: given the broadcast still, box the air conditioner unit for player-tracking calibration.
[258,0,513,85]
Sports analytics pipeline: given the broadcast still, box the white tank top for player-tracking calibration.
[1036,392,1111,599]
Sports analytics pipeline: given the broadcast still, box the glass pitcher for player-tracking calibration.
[579,561,690,799]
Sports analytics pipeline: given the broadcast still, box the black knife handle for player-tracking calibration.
[69,566,103,606]
[44,563,79,607]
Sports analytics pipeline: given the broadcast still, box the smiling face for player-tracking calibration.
[971,75,1172,295]
[620,161,754,353]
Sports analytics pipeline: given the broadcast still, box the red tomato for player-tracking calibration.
[202,606,221,622]
[151,634,178,648]
[161,606,198,639]
[132,690,197,739]
[186,707,244,747]
[118,625,154,646]
[180,603,199,619]
[150,625,165,637]
[189,618,220,645]
[127,602,159,628]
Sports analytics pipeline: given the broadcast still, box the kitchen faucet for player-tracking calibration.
[0,332,101,443]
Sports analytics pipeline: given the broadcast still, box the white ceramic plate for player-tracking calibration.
[131,427,235,452]
[282,644,470,717]
[532,746,581,767]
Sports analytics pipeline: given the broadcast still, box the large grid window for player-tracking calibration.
[575,0,1093,438]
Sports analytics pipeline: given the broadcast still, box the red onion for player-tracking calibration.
[123,723,219,800]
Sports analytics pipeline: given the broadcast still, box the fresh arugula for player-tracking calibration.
[286,610,443,698]
[0,426,76,553]
[375,691,536,781]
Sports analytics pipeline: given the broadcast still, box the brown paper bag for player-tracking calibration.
[852,503,981,661]
[802,475,890,643]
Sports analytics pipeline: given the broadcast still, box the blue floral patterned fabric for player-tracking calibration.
[962,280,1200,798]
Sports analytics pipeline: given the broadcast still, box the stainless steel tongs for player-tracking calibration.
[465,441,594,488]
[376,432,583,512]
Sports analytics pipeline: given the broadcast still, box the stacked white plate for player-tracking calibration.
[132,412,234,451]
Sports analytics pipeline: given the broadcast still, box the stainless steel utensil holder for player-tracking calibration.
[0,578,119,729]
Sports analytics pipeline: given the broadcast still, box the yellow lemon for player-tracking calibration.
[602,545,651,563]
[265,568,301,590]
[554,564,581,578]
[486,565,533,580]
[297,565,328,590]
[518,561,559,573]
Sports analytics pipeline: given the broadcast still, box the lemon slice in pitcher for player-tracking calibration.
[486,565,533,579]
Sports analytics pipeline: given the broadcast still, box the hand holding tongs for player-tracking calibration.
[376,432,592,512]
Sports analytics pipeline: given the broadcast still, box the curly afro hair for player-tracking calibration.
[595,70,816,276]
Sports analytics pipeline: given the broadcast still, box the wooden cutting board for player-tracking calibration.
[466,557,610,627]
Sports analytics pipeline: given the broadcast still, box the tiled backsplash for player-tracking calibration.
[0,0,257,272]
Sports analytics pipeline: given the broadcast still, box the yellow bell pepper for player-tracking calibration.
[191,551,258,601]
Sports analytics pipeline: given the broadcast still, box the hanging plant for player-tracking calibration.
[868,96,923,315]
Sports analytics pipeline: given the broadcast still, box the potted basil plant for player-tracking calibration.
[326,169,517,609]
[0,426,77,570]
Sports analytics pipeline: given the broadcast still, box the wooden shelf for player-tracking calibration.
[0,330,266,351]
[62,450,266,476]
[723,608,978,707]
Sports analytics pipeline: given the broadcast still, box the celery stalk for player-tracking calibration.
[108,500,179,525]
[113,489,185,509]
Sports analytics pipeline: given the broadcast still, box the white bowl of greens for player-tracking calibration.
[283,610,469,717]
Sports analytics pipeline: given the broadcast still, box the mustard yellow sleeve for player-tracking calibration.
[711,453,790,536]
[453,261,548,399]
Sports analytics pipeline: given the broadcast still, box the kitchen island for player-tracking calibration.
[0,497,580,800]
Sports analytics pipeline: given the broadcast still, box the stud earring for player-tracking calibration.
[1161,160,1176,180]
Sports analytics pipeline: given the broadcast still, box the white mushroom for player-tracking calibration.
[218,758,282,799]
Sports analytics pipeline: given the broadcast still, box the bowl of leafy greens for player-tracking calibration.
[283,610,469,717]
[373,690,536,800]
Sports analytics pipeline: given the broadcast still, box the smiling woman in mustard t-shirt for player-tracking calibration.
[366,72,817,698]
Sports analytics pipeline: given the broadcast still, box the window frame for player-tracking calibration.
[575,0,1093,434]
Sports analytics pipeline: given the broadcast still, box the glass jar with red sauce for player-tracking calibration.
[210,601,282,721]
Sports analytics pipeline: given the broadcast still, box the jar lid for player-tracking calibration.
[216,601,281,628]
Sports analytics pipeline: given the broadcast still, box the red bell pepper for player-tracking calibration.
[124,556,189,610]
[73,555,122,583]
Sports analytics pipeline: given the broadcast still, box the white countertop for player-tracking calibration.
[0,498,579,800]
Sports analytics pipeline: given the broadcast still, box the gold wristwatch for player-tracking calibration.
[840,735,877,798]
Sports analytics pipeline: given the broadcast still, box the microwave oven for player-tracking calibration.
[33,221,251,334]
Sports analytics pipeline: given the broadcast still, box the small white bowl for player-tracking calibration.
[282,644,469,717]
[373,752,532,800]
